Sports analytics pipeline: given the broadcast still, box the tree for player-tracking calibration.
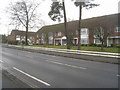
[2,34,7,43]
[8,0,41,45]
[73,0,99,50]
[94,27,108,50]
[94,26,111,50]
[48,0,71,49]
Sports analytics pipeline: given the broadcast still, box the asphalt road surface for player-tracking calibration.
[1,47,118,88]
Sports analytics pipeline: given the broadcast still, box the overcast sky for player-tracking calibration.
[0,0,119,35]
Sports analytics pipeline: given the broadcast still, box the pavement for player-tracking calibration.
[1,47,119,88]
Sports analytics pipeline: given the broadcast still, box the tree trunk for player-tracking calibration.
[25,10,29,45]
[46,33,49,45]
[62,1,70,49]
[78,5,82,50]
[101,41,104,51]
[25,26,28,45]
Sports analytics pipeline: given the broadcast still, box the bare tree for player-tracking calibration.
[48,0,71,49]
[8,0,41,45]
[94,27,110,50]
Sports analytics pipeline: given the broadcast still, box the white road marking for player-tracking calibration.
[27,52,32,53]
[13,67,51,86]
[46,60,87,70]
[0,60,3,63]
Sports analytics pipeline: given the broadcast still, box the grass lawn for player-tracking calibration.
[23,45,119,53]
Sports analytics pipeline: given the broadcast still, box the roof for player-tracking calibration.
[11,30,35,36]
[37,13,119,34]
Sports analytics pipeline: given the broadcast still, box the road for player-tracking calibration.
[1,47,118,88]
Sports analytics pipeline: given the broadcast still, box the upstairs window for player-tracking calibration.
[30,36,33,39]
[76,30,78,35]
[37,34,39,38]
[16,35,20,40]
[16,35,20,38]
[115,26,120,32]
[58,32,62,36]
[81,28,88,35]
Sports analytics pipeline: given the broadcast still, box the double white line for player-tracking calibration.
[13,67,51,86]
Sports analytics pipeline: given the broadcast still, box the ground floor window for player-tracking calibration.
[81,38,88,44]
[115,39,120,44]
[36,40,39,44]
[94,38,102,44]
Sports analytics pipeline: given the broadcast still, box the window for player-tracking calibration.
[37,34,39,38]
[48,32,53,44]
[115,39,120,44]
[36,40,39,44]
[76,30,78,35]
[16,35,20,38]
[81,38,88,44]
[81,28,88,35]
[58,32,62,36]
[94,39,102,44]
[16,35,20,40]
[30,37,32,39]
[41,33,46,44]
[115,26,120,32]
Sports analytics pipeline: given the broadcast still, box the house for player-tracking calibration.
[35,13,120,46]
[9,30,35,45]
[36,21,89,46]
[8,13,120,46]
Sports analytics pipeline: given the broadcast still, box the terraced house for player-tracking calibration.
[9,30,35,45]
[35,13,119,46]
[9,13,120,46]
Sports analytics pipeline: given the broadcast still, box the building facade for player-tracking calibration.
[9,13,120,46]
[35,13,119,46]
[9,30,35,45]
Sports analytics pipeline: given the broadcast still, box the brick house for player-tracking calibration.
[9,30,35,45]
[35,13,119,46]
[9,13,120,46]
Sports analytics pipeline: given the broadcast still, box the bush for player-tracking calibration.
[8,41,19,45]
[116,44,120,48]
[111,44,114,47]
[89,43,94,46]
[103,44,107,47]
[96,44,101,47]
[94,43,97,46]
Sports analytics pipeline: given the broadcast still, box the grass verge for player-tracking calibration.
[21,45,119,53]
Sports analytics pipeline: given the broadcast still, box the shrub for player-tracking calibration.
[8,41,19,45]
[116,44,120,48]
[96,44,101,47]
[103,44,107,47]
[111,44,114,47]
[89,43,94,46]
[93,43,97,46]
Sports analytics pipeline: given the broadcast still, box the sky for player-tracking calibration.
[0,0,119,35]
